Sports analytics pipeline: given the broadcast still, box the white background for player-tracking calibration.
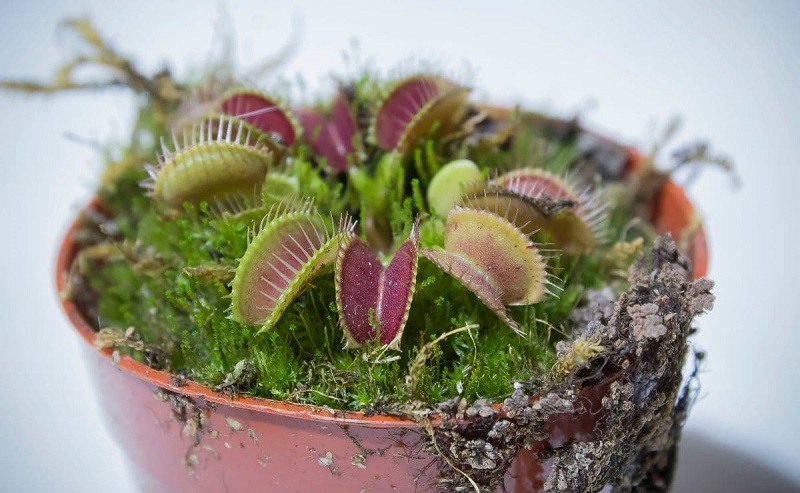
[1,1,798,491]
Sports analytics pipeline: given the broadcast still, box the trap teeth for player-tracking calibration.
[150,117,273,212]
[370,75,470,154]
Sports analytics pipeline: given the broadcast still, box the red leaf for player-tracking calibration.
[378,232,418,344]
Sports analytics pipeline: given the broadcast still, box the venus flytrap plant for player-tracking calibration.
[127,66,612,391]
[66,57,626,409]
[9,21,722,491]
[16,22,717,434]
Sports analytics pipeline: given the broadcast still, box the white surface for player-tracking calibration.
[1,1,798,491]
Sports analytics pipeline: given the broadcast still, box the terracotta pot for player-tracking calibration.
[56,149,708,493]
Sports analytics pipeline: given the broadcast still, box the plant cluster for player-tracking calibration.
[27,22,676,413]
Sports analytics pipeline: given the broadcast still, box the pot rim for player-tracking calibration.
[55,149,708,428]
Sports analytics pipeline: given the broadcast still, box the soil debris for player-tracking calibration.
[318,451,340,476]
[95,326,169,368]
[225,417,243,432]
[351,454,368,469]
[154,388,218,475]
[213,359,257,395]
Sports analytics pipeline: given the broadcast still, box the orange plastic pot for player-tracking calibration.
[56,152,708,493]
[625,148,709,280]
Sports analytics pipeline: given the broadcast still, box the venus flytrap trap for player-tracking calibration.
[297,89,361,172]
[420,207,550,335]
[145,117,274,213]
[218,88,302,146]
[229,199,340,332]
[468,168,607,254]
[335,220,419,348]
[369,75,471,154]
